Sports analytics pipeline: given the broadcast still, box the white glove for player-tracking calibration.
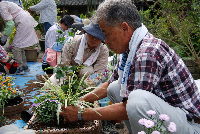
[1,35,8,44]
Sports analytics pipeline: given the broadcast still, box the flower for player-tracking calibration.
[0,73,23,109]
[138,110,177,134]
[159,114,170,122]
[167,122,177,132]
[144,120,154,128]
[138,131,146,134]
[147,110,156,116]
[152,131,160,134]
[138,118,147,125]
[75,30,81,35]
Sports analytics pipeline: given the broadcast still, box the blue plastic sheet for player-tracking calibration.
[7,62,45,129]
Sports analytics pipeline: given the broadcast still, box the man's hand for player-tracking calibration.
[60,105,79,122]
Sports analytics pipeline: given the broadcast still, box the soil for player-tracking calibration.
[4,97,23,106]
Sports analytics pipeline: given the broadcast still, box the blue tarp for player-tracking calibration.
[12,62,45,89]
[7,62,45,129]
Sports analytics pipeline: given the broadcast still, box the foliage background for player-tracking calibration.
[140,0,200,61]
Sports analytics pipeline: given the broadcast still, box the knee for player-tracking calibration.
[107,80,120,96]
[128,89,153,102]
[126,90,154,114]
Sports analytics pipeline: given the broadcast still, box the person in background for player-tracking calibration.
[28,0,57,35]
[70,14,91,26]
[59,0,200,134]
[0,45,18,74]
[48,22,109,86]
[2,0,24,9]
[70,15,82,23]
[82,19,91,26]
[41,15,74,74]
[0,1,39,75]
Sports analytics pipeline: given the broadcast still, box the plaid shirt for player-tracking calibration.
[0,45,7,61]
[108,33,200,120]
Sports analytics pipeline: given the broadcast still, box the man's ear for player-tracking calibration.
[120,22,129,32]
[120,22,134,37]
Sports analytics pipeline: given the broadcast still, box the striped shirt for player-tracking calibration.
[0,1,39,48]
[108,32,200,120]
[42,23,68,65]
[45,23,66,50]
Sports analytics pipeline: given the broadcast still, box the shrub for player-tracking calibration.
[140,0,200,66]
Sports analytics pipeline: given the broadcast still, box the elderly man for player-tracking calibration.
[60,0,200,134]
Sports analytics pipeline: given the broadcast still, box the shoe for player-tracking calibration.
[23,66,30,72]
[15,68,25,75]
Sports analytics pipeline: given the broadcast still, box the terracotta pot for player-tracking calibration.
[0,97,24,115]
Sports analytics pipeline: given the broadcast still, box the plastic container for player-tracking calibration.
[98,97,110,107]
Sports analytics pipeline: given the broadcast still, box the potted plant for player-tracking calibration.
[24,65,102,133]
[0,72,24,115]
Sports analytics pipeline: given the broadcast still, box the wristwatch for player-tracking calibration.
[78,107,83,120]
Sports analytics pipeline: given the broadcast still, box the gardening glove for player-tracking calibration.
[0,35,8,46]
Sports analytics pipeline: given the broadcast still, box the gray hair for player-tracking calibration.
[92,0,142,30]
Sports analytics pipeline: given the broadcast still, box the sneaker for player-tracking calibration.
[15,68,25,75]
[23,66,30,72]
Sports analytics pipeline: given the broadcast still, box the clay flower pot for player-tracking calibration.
[0,97,24,115]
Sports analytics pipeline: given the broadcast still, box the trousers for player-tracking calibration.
[107,80,200,134]
[12,46,27,69]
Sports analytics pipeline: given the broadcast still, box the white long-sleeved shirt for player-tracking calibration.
[29,0,57,25]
